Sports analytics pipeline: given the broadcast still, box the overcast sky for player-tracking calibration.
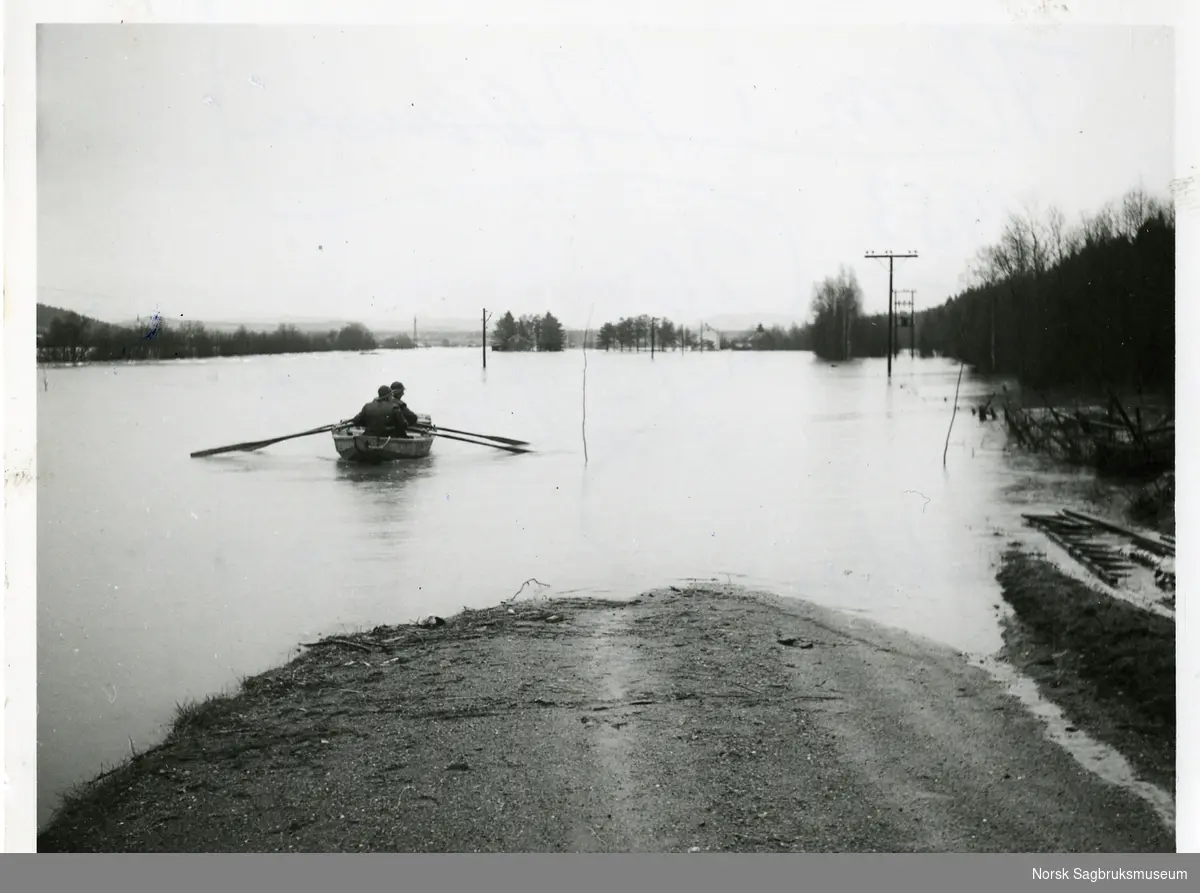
[37,23,1174,329]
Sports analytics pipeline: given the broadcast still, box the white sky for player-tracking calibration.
[36,23,1175,328]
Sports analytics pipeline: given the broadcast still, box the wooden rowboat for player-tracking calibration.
[331,414,435,463]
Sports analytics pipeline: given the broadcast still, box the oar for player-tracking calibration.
[421,429,532,455]
[414,424,530,447]
[190,423,339,458]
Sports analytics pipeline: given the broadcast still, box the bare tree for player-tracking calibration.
[1120,187,1150,240]
[809,265,862,361]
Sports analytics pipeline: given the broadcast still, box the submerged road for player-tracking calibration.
[39,585,1172,852]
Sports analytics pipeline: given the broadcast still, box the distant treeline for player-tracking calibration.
[487,310,729,353]
[489,308,737,352]
[596,316,690,351]
[571,274,865,356]
[36,308,413,362]
[581,310,798,353]
[489,311,567,351]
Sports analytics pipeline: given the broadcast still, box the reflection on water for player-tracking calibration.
[34,348,1123,826]
[330,458,438,545]
[334,455,437,488]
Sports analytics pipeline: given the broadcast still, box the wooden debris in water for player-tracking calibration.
[1002,391,1173,477]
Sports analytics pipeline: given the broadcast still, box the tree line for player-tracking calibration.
[592,316,723,351]
[36,309,410,363]
[914,189,1174,394]
[491,310,733,353]
[593,315,673,351]
[489,311,568,351]
[583,316,731,351]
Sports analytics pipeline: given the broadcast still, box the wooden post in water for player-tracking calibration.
[482,308,487,368]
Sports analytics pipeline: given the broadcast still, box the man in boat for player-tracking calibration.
[350,385,409,436]
[389,381,421,434]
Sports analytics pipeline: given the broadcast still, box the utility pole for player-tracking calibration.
[894,289,916,359]
[482,308,490,368]
[865,250,918,379]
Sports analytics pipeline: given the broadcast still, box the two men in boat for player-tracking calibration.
[350,384,418,437]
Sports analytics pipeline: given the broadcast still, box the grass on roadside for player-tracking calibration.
[996,547,1175,789]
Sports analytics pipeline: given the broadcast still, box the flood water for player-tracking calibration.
[37,347,1118,826]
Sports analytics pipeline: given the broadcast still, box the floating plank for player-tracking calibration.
[1060,509,1175,557]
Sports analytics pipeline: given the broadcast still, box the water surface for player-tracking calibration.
[38,347,1109,825]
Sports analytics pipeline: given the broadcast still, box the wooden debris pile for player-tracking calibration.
[1003,391,1173,477]
[1022,509,1175,602]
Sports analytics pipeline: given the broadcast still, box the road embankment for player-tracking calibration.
[39,583,1173,852]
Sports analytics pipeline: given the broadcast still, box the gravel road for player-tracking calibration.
[38,584,1173,852]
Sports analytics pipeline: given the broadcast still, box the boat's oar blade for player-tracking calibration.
[190,423,336,458]
[426,430,532,455]
[428,425,531,447]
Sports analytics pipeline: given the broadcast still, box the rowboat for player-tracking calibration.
[331,414,435,463]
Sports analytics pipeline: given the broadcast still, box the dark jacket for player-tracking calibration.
[391,398,419,427]
[351,397,407,436]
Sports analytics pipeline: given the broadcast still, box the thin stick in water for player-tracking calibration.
[582,305,593,466]
[944,361,966,468]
